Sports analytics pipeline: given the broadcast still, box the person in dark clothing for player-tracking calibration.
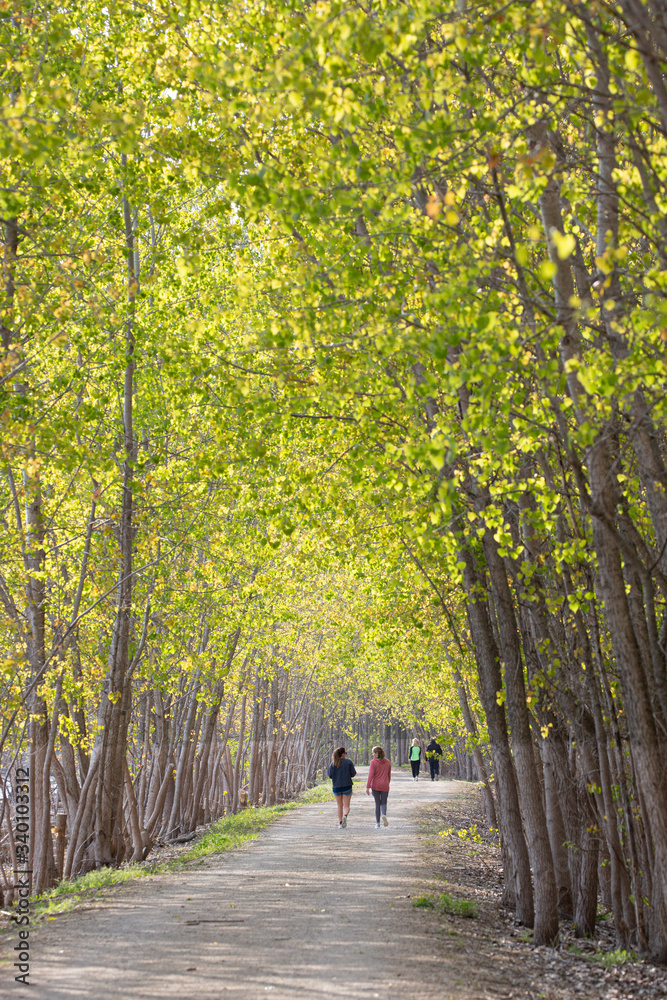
[426,737,443,781]
[409,738,422,780]
[327,746,356,828]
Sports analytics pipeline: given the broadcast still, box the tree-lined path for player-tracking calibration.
[26,772,470,1000]
[5,0,667,975]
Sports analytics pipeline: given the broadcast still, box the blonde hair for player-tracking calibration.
[332,746,346,768]
[371,746,385,759]
[411,738,419,746]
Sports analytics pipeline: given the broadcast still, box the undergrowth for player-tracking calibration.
[567,944,639,967]
[412,892,477,919]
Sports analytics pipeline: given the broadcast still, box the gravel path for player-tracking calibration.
[13,770,464,999]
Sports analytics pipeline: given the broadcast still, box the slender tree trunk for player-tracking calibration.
[483,532,559,944]
[232,695,247,813]
[93,187,138,867]
[461,547,534,926]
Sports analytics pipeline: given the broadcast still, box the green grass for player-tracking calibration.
[178,803,295,861]
[412,892,477,918]
[300,780,339,803]
[595,948,638,967]
[566,944,638,967]
[34,863,164,917]
[438,892,477,918]
[412,895,435,909]
[29,780,339,919]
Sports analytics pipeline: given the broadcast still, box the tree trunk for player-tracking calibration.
[483,532,559,944]
[93,187,138,867]
[461,547,534,926]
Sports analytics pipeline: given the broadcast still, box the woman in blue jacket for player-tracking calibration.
[328,746,356,828]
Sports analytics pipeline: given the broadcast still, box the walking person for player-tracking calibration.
[409,738,422,781]
[366,745,391,828]
[426,736,443,781]
[328,746,356,828]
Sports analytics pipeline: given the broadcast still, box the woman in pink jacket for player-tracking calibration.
[366,745,391,828]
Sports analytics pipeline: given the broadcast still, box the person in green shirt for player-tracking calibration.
[409,738,422,780]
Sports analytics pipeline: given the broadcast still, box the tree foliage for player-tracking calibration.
[3,0,667,963]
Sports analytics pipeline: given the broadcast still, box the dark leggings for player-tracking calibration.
[410,759,420,778]
[372,789,388,823]
[429,759,439,780]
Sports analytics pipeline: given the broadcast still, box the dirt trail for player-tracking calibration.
[10,769,473,999]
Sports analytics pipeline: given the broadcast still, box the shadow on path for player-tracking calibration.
[15,770,473,999]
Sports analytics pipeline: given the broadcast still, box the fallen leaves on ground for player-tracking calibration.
[415,783,667,1000]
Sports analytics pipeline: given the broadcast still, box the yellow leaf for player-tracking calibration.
[425,194,441,219]
[550,229,576,260]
